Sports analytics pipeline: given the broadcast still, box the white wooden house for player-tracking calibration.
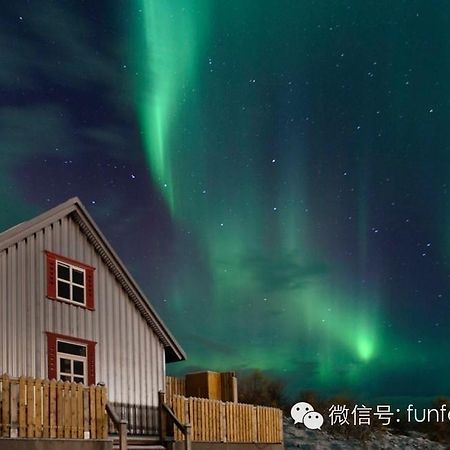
[0,197,185,436]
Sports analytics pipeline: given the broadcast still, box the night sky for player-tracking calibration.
[2,1,450,406]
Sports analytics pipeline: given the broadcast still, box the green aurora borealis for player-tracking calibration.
[2,0,450,404]
[130,1,437,400]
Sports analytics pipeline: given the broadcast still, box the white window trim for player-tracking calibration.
[56,260,86,306]
[56,339,87,384]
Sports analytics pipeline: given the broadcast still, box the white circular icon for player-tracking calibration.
[290,401,314,424]
[303,411,324,430]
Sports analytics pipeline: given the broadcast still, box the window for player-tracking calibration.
[46,251,95,310]
[57,261,85,304]
[47,332,96,385]
[57,340,87,384]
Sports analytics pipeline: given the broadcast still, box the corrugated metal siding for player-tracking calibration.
[0,215,165,434]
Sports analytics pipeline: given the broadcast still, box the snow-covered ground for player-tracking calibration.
[283,416,448,449]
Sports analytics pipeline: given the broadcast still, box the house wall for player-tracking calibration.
[0,214,165,435]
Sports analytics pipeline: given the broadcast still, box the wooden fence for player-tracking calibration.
[168,395,282,443]
[166,376,186,399]
[0,374,108,439]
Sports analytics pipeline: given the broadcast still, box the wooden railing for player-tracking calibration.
[106,402,159,436]
[0,374,108,439]
[106,403,128,450]
[159,391,191,450]
[167,394,283,444]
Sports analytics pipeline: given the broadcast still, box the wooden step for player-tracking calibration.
[112,435,165,449]
[113,446,165,450]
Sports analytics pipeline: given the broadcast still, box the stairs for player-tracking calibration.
[112,435,166,450]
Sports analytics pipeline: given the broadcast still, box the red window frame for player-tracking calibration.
[46,250,95,310]
[46,332,96,385]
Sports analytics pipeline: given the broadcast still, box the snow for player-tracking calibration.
[283,416,446,449]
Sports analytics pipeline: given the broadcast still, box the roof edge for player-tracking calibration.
[0,197,82,252]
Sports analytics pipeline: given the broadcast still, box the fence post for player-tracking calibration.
[220,400,224,442]
[89,385,96,439]
[185,422,192,450]
[10,380,19,438]
[279,409,283,445]
[42,379,50,438]
[49,380,57,438]
[158,391,167,444]
[35,378,42,438]
[119,420,128,450]
[95,386,104,438]
[27,377,35,438]
[56,381,64,438]
[252,406,257,443]
[1,374,9,437]
[18,377,26,438]
[63,382,71,439]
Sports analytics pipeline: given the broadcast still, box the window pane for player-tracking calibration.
[74,377,84,384]
[57,263,70,281]
[57,341,86,357]
[61,375,71,382]
[60,358,71,374]
[74,360,84,375]
[72,286,85,304]
[72,269,84,286]
[58,281,70,299]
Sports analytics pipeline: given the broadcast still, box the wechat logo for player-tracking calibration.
[290,402,324,430]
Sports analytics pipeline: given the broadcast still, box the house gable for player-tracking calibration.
[0,197,185,363]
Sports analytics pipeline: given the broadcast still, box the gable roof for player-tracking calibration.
[0,197,186,363]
